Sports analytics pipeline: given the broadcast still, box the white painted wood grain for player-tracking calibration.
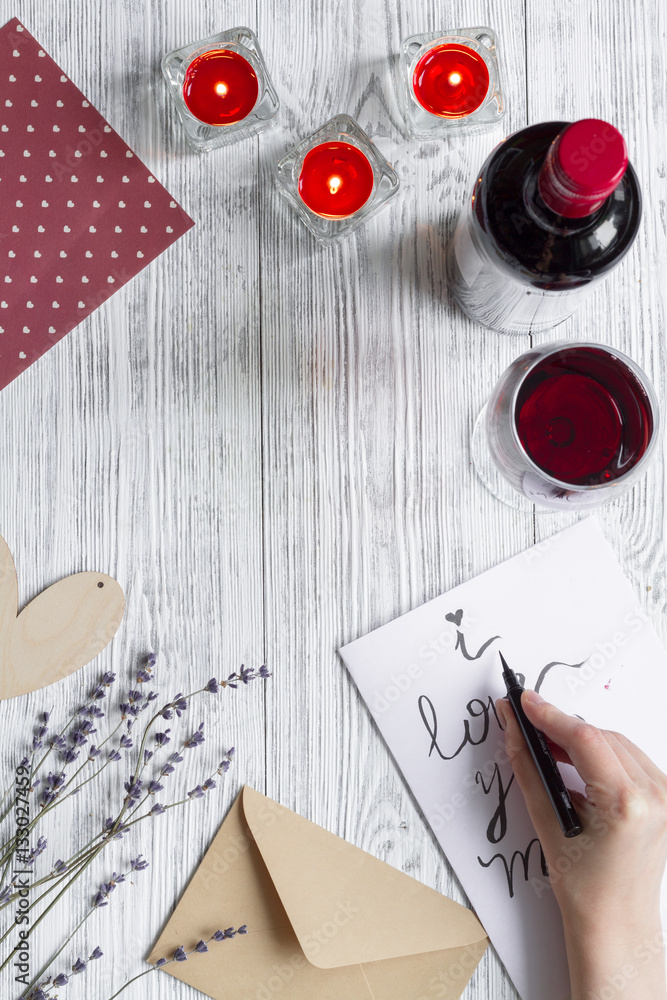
[0,0,665,998]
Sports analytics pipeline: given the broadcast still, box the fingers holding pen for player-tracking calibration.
[520,690,633,800]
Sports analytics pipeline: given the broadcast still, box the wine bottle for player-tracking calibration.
[447,119,642,334]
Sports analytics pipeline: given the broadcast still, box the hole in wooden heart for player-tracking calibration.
[97,581,104,588]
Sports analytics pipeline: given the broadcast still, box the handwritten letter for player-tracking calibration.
[340,519,667,1000]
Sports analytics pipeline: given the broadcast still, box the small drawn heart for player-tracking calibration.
[170,201,176,208]
[57,100,63,107]
[30,276,37,283]
[118,201,126,208]
[74,150,82,157]
[104,125,111,132]
[89,226,96,233]
[144,201,151,208]
[166,226,173,233]
[148,176,155,183]
[8,251,15,258]
[122,175,129,183]
[52,301,59,308]
[82,100,89,108]
[111,251,118,258]
[115,226,122,233]
[1,126,7,133]
[19,175,27,182]
[82,276,89,283]
[60,75,67,82]
[31,100,38,107]
[78,125,86,133]
[53,125,60,131]
[12,226,19,233]
[93,200,100,208]
[49,149,56,157]
[22,326,29,333]
[71,175,78,182]
[37,225,45,233]
[445,609,464,627]
[56,276,63,282]
[15,200,22,207]
[126,151,133,158]
[59,251,66,258]
[45,175,52,182]
[140,226,147,233]
[85,251,93,258]
[12,49,20,57]
[35,73,42,79]
[63,225,71,233]
[23,150,30,157]
[107,276,114,283]
[77,300,85,309]
[3,276,10,283]
[96,175,104,182]
[26,301,33,308]
[67,200,74,208]
[27,124,34,132]
[5,100,11,107]
[100,150,107,157]
[34,251,41,258]
[19,351,26,359]
[0,302,7,308]
[41,200,48,207]
[9,75,15,82]
[136,251,144,258]
[49,326,56,333]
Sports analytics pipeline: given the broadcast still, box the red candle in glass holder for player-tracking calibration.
[413,43,489,118]
[298,141,374,218]
[183,49,259,126]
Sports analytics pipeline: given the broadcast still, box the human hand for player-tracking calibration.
[496,690,667,1000]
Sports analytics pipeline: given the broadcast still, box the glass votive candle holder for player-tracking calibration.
[399,26,505,140]
[275,115,400,245]
[161,26,279,152]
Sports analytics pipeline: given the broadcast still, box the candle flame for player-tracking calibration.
[215,82,229,96]
[448,71,462,86]
[328,174,343,195]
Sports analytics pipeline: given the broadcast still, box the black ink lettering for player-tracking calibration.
[475,764,515,843]
[419,694,501,760]
[534,659,587,694]
[477,838,548,898]
[455,631,501,661]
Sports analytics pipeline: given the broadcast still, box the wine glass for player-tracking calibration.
[472,340,660,512]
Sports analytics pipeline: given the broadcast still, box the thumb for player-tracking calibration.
[496,698,569,846]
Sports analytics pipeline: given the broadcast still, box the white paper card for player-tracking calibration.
[340,518,667,1000]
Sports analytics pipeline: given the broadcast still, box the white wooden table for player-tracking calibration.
[0,0,665,998]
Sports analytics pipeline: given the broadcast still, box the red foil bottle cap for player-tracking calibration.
[538,119,629,218]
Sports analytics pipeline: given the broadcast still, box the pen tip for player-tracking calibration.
[499,651,509,672]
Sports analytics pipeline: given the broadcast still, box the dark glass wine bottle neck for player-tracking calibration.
[526,166,603,236]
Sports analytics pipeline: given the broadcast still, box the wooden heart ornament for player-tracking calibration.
[0,534,124,700]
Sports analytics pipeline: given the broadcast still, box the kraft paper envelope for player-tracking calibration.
[149,786,488,1000]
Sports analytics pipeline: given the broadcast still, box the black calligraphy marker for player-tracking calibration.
[500,652,583,838]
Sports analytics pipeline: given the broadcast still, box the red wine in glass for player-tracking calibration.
[481,342,659,510]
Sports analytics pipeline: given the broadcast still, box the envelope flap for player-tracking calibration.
[241,787,487,970]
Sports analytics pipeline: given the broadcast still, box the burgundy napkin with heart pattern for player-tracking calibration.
[0,17,194,390]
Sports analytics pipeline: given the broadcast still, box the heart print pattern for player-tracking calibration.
[0,18,194,390]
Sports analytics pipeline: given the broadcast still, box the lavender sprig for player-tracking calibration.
[105,927,248,1000]
[0,654,267,990]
